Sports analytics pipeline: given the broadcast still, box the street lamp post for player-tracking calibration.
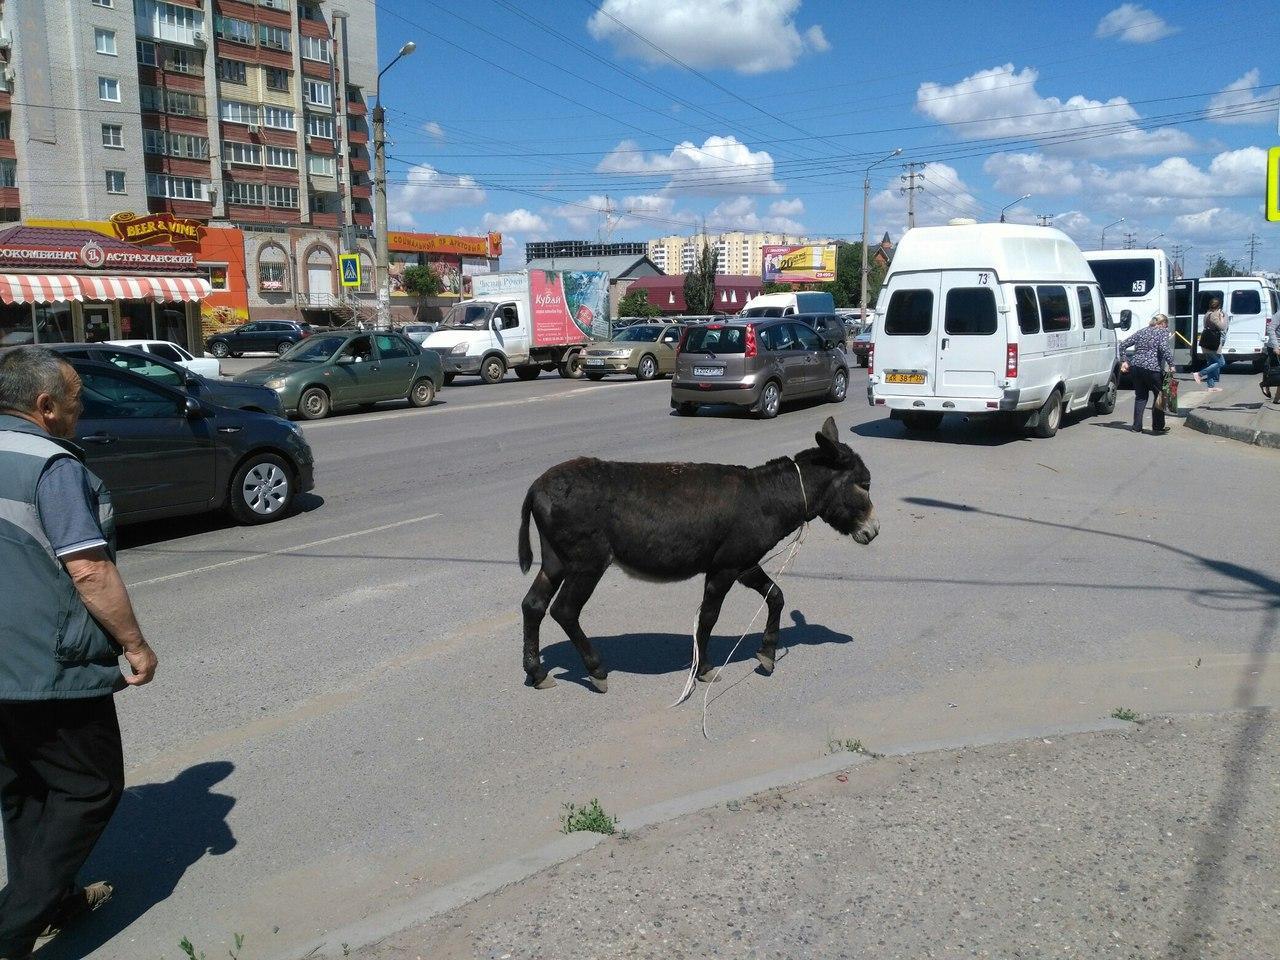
[999,194,1031,223]
[861,147,901,322]
[1145,233,1165,249]
[1100,217,1125,251]
[373,40,417,331]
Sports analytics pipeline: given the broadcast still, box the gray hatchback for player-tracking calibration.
[670,319,849,419]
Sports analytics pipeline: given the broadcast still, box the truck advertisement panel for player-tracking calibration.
[762,244,837,284]
[529,270,610,346]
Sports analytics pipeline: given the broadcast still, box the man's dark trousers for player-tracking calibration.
[1131,366,1166,432]
[0,697,123,956]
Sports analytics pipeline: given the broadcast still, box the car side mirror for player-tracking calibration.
[184,374,200,389]
[183,397,206,419]
[822,338,835,351]
[337,354,355,364]
[1120,309,1133,330]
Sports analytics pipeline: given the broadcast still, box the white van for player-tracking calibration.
[869,222,1117,438]
[1187,277,1278,370]
[740,291,836,317]
[1083,249,1170,362]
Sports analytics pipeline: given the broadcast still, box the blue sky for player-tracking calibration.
[373,0,1280,272]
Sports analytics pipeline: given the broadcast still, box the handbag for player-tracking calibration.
[1263,351,1280,389]
[1159,373,1178,413]
[1199,325,1222,352]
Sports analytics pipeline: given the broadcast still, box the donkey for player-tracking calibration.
[517,417,878,692]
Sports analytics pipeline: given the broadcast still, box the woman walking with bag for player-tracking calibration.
[1263,321,1280,404]
[1119,313,1175,434]
[1193,298,1228,392]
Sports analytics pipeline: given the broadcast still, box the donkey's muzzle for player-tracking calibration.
[853,517,880,545]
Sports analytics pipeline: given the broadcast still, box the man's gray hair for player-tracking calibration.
[0,346,73,414]
[1149,313,1169,326]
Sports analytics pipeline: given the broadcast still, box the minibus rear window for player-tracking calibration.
[1087,258,1155,298]
[1077,287,1097,329]
[884,289,933,335]
[1037,286,1071,333]
[1197,290,1224,314]
[1014,286,1040,334]
[1231,290,1261,314]
[944,288,997,335]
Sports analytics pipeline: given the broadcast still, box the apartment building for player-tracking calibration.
[0,0,379,324]
[647,231,833,279]
[524,239,647,262]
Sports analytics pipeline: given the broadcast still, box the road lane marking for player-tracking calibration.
[128,513,441,587]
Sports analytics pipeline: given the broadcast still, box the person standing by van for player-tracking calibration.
[1193,298,1228,392]
[1119,313,1174,434]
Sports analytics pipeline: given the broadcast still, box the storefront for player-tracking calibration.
[0,225,210,351]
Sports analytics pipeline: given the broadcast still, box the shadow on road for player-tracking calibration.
[39,762,237,960]
[849,415,1031,446]
[116,494,325,550]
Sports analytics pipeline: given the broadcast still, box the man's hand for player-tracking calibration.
[122,640,157,686]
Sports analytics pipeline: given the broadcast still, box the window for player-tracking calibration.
[884,289,933,336]
[259,0,289,8]
[92,0,113,6]
[1014,285,1040,335]
[943,288,997,336]
[298,2,323,21]
[214,15,254,45]
[263,106,295,130]
[201,265,229,291]
[79,368,181,420]
[790,322,822,350]
[1077,287,1097,329]
[219,100,260,125]
[146,173,206,201]
[144,129,209,159]
[101,123,123,148]
[1036,286,1072,333]
[375,335,413,360]
[96,349,184,387]
[0,159,15,188]
[0,117,9,139]
[136,40,157,66]
[166,48,201,74]
[95,28,117,56]
[266,146,297,168]
[135,0,203,46]
[299,36,331,63]
[142,86,205,116]
[305,114,334,139]
[259,261,287,291]
[303,80,332,108]
[267,185,298,208]
[1196,290,1224,315]
[306,154,334,177]
[225,141,261,165]
[33,303,73,344]
[149,343,186,363]
[1085,258,1156,299]
[265,67,290,92]
[225,181,264,206]
[1231,289,1262,315]
[258,24,291,51]
[98,77,121,102]
[683,326,746,354]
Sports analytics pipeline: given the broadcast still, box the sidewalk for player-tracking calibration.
[1181,366,1280,449]
[358,711,1277,960]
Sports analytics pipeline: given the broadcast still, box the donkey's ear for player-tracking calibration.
[815,416,841,457]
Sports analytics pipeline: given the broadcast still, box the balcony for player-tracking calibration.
[352,211,373,227]
[0,90,10,110]
[0,140,13,161]
[350,183,371,199]
[0,186,19,209]
[346,99,366,116]
[346,128,368,145]
[348,154,369,172]
[310,211,339,229]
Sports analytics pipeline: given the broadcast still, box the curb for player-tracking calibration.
[286,717,1133,960]
[1185,406,1280,449]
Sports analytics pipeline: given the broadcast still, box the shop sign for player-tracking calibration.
[0,243,196,269]
[110,212,207,251]
[387,231,497,258]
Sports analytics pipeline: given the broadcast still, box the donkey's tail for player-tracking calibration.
[518,486,536,574]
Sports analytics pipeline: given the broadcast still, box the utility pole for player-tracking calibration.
[1036,214,1054,227]
[862,148,901,321]
[899,163,923,230]
[373,41,417,331]
[1246,232,1261,273]
[1122,231,1137,250]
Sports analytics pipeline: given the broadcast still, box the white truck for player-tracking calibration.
[422,269,610,384]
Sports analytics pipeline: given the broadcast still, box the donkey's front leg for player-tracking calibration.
[737,565,784,673]
[695,569,738,682]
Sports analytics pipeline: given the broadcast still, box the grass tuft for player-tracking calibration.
[560,798,619,835]
[1111,707,1140,722]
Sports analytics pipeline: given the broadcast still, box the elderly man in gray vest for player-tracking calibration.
[0,347,157,958]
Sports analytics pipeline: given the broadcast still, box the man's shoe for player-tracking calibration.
[1153,426,1171,434]
[34,883,113,947]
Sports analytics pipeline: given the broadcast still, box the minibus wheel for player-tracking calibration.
[1032,389,1063,438]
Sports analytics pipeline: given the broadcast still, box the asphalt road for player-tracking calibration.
[15,364,1279,960]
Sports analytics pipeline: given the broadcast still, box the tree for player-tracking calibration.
[683,237,718,314]
[1204,255,1235,278]
[401,264,444,298]
[617,287,662,318]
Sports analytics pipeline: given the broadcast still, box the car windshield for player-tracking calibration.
[683,326,747,354]
[741,306,785,317]
[613,326,661,342]
[440,303,494,330]
[280,335,346,362]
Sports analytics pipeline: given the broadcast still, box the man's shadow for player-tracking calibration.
[41,761,236,959]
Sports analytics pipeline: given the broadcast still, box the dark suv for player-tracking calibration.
[207,320,312,358]
[671,318,849,419]
[794,313,849,353]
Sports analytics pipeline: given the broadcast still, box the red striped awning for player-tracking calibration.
[146,276,211,302]
[77,275,153,301]
[0,274,83,305]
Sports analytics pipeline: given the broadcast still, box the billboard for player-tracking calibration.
[529,270,610,346]
[762,243,837,284]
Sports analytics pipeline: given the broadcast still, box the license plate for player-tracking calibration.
[585,358,605,366]
[886,371,926,384]
[693,366,723,377]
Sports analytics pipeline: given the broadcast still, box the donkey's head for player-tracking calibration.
[800,417,879,545]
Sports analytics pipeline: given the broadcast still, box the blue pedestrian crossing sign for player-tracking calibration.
[339,253,362,288]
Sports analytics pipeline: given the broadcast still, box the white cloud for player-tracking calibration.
[1207,69,1277,125]
[769,197,805,216]
[916,63,1195,156]
[1090,148,1268,204]
[587,0,827,75]
[984,153,1083,195]
[482,208,549,234]
[1171,207,1256,241]
[706,195,806,233]
[390,164,485,226]
[870,163,984,235]
[422,121,446,140]
[1095,4,1177,43]
[1048,211,1097,245]
[552,193,687,234]
[597,135,784,195]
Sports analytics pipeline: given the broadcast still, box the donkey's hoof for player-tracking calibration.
[588,674,609,693]
[696,670,721,683]
[755,652,775,673]
[533,675,558,690]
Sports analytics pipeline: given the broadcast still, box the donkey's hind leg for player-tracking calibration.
[549,566,609,692]
[522,536,565,689]
[695,569,738,682]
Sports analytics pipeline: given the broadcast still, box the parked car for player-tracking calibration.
[233,331,443,420]
[106,339,221,378]
[795,313,849,353]
[63,358,314,525]
[850,325,873,367]
[47,343,285,417]
[582,323,683,380]
[206,320,313,358]
[400,323,438,345]
[671,318,849,419]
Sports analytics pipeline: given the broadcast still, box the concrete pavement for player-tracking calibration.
[1183,364,1280,449]
[9,369,1278,960]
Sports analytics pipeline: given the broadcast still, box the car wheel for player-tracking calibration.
[209,340,230,358]
[827,368,848,403]
[636,355,658,381]
[558,354,585,379]
[757,380,782,419]
[298,386,331,420]
[1094,375,1118,415]
[675,401,698,416]
[901,411,943,431]
[409,377,436,407]
[228,453,294,525]
[277,341,293,355]
[586,372,606,381]
[1032,389,1063,438]
[514,365,541,381]
[480,356,506,384]
[443,373,456,386]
